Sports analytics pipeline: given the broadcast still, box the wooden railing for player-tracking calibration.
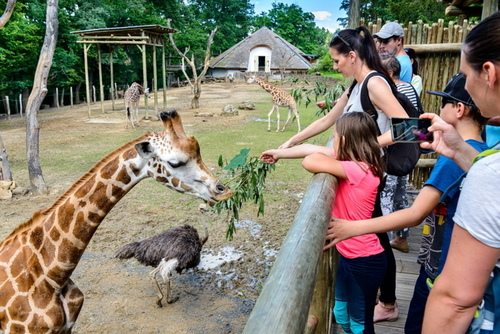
[242,171,338,334]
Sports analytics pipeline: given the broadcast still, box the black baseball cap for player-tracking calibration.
[426,73,476,107]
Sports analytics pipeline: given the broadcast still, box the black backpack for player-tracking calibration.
[352,72,423,176]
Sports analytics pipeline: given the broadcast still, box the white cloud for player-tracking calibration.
[312,11,332,21]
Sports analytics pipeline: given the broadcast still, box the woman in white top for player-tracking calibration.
[280,26,409,149]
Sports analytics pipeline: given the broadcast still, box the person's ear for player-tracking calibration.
[482,61,497,89]
[455,102,466,119]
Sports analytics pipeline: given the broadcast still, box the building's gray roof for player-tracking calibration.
[71,25,177,36]
[209,27,311,70]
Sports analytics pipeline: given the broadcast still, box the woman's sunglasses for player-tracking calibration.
[333,33,350,47]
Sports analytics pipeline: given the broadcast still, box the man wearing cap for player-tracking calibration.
[403,73,488,333]
[374,22,413,83]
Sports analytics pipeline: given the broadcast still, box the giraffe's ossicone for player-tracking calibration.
[0,110,232,333]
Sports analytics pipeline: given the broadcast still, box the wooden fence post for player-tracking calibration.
[18,94,22,117]
[5,96,10,118]
[243,171,338,334]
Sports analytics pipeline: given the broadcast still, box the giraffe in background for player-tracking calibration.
[247,75,301,133]
[124,82,150,129]
[0,110,232,333]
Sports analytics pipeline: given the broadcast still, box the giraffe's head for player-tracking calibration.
[134,110,232,205]
[246,75,257,84]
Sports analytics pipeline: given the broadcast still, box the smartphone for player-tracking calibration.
[390,117,433,143]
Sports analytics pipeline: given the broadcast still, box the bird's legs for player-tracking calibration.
[149,267,165,307]
[149,259,180,307]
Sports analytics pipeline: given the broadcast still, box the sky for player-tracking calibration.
[250,0,346,32]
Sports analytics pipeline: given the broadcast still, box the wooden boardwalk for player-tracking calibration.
[374,223,423,334]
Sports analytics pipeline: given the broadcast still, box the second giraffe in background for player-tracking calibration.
[124,82,150,129]
[247,75,301,133]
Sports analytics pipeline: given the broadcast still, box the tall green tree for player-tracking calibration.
[186,0,254,54]
[253,3,330,54]
[339,0,450,27]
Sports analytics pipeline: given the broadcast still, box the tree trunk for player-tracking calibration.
[348,0,361,29]
[75,82,81,104]
[0,134,12,181]
[0,0,16,29]
[25,0,58,195]
[167,19,218,109]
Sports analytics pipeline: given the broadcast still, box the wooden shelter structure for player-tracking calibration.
[71,25,177,118]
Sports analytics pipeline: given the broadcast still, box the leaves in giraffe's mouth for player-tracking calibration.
[212,148,275,241]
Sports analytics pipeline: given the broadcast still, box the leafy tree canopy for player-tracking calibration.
[339,0,450,27]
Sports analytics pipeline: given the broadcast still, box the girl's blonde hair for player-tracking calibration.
[335,112,385,179]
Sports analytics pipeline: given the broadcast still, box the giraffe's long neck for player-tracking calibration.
[28,138,148,286]
[256,78,276,94]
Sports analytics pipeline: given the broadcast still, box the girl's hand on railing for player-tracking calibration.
[323,217,351,250]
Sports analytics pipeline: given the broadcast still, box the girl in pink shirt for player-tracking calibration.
[261,112,386,334]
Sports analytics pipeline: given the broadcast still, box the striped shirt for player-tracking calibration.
[396,82,419,111]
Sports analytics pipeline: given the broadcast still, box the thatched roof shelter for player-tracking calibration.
[209,27,313,77]
[440,0,498,19]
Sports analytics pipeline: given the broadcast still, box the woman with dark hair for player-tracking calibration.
[280,26,408,148]
[420,11,500,333]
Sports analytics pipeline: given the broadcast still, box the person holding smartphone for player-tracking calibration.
[325,73,488,333]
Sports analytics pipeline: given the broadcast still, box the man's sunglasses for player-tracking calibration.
[377,37,393,45]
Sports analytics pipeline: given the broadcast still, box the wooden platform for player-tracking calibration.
[374,223,423,334]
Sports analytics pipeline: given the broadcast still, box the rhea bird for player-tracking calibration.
[115,203,209,307]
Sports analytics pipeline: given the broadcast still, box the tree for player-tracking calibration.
[339,0,450,27]
[25,0,58,194]
[252,3,329,54]
[167,18,218,109]
[187,0,254,54]
[0,0,16,28]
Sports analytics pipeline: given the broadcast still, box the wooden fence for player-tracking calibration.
[366,18,478,188]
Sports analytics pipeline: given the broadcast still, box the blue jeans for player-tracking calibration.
[334,252,387,334]
[405,266,431,334]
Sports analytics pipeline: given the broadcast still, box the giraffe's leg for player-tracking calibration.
[275,106,280,132]
[149,267,164,307]
[295,108,301,133]
[267,106,275,132]
[281,108,293,132]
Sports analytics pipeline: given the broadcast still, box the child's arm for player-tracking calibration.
[301,152,347,179]
[323,185,442,250]
[260,144,333,164]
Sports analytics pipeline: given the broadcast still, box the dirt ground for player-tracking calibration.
[0,81,309,333]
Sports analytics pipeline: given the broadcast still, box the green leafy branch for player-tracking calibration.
[212,148,275,240]
[291,80,346,117]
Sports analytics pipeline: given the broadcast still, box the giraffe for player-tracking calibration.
[246,75,301,133]
[0,110,232,334]
[124,82,150,129]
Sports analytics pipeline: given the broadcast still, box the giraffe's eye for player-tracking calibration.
[167,161,186,168]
